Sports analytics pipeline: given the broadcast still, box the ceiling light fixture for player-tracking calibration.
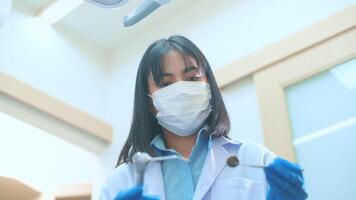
[84,0,130,8]
[84,0,170,27]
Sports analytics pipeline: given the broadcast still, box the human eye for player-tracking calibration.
[186,76,201,81]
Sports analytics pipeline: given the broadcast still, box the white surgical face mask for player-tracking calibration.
[150,81,212,137]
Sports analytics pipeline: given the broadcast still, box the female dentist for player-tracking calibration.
[100,35,307,200]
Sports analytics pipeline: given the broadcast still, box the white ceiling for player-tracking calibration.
[19,0,55,11]
[17,0,194,51]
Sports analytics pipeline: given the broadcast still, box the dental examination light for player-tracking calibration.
[84,0,170,27]
[84,0,130,8]
[0,0,12,28]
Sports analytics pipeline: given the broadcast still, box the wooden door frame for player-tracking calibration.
[253,27,356,161]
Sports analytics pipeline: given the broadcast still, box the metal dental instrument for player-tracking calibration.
[226,155,305,171]
[132,152,179,185]
[133,153,267,186]
[226,155,266,169]
[239,163,267,168]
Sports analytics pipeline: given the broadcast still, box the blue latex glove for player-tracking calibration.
[114,185,160,200]
[264,157,308,200]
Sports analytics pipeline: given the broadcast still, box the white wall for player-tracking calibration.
[0,1,110,198]
[222,77,264,143]
[108,0,356,71]
[0,112,99,199]
[0,1,110,122]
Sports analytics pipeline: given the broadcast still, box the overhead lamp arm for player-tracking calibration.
[83,0,170,27]
[123,0,170,27]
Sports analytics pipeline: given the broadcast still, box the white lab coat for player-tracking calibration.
[100,136,276,200]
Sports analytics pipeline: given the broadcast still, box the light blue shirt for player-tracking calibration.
[150,126,212,200]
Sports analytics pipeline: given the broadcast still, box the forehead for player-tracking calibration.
[161,51,198,72]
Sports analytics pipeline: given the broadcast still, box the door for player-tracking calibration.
[254,22,356,199]
[285,59,356,199]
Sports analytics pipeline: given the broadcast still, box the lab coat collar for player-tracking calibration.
[193,136,241,200]
[144,135,240,200]
[144,161,166,200]
[150,124,212,155]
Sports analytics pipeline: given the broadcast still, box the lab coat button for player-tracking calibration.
[227,156,239,167]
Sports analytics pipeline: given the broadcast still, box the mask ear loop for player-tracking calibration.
[147,93,153,98]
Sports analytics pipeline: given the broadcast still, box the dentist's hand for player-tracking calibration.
[114,185,159,200]
[264,157,308,200]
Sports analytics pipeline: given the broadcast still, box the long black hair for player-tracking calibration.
[116,35,230,166]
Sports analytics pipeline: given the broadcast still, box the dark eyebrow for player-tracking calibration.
[159,66,199,78]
